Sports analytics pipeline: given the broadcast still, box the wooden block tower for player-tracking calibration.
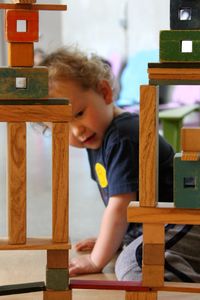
[0,1,72,299]
[127,0,200,299]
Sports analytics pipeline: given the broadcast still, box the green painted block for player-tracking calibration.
[0,67,48,99]
[160,30,200,62]
[174,153,200,208]
[46,268,69,291]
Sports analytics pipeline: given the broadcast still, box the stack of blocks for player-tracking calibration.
[0,1,73,299]
[127,0,200,299]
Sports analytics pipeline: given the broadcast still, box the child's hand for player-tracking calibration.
[75,238,96,252]
[69,254,102,276]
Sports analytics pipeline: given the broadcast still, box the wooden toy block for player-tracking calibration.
[143,244,164,265]
[0,237,71,250]
[0,3,67,11]
[128,202,200,224]
[0,67,48,99]
[69,280,148,291]
[8,42,34,67]
[12,0,36,3]
[0,99,72,122]
[43,290,72,300]
[5,9,39,42]
[126,291,157,300]
[160,30,200,62]
[170,0,200,30]
[52,123,69,243]
[139,85,158,207]
[174,152,200,208]
[143,224,165,244]
[182,151,200,161]
[0,281,45,296]
[142,264,164,287]
[7,122,26,245]
[46,267,69,291]
[181,127,200,151]
[47,250,68,269]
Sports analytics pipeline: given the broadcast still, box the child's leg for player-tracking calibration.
[115,235,143,281]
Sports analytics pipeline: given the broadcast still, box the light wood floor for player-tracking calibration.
[0,250,199,300]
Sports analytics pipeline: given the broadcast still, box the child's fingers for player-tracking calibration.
[75,239,96,252]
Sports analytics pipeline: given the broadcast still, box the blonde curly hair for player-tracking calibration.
[40,46,118,99]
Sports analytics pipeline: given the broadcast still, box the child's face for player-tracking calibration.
[49,79,114,149]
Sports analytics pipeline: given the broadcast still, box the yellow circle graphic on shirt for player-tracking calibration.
[95,163,108,188]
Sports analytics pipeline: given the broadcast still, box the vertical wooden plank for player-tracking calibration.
[139,85,158,207]
[52,122,69,243]
[7,122,26,244]
[126,291,157,300]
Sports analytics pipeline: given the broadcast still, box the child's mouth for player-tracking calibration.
[83,133,96,144]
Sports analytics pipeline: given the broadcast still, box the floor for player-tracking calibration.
[0,123,199,299]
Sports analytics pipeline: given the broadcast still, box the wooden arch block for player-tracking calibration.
[5,9,39,42]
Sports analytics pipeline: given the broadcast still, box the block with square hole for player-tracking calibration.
[160,30,200,62]
[46,268,69,291]
[0,67,48,98]
[5,9,39,42]
[170,0,200,30]
[174,152,200,208]
[8,42,34,67]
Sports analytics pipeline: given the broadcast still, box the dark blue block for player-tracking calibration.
[170,0,200,29]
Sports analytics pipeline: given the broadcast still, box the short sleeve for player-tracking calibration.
[105,139,138,197]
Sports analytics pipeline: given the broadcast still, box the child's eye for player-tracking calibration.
[75,110,84,118]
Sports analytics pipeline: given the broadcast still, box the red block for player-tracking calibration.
[5,9,39,42]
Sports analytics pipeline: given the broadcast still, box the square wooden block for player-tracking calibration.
[181,127,200,151]
[8,42,34,67]
[142,264,164,287]
[5,9,39,42]
[44,290,72,300]
[47,250,68,269]
[143,244,164,265]
[46,267,69,291]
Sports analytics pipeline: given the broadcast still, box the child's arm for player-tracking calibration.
[69,192,136,276]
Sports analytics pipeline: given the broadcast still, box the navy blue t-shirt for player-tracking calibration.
[87,112,174,207]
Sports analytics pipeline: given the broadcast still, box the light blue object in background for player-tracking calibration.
[117,49,159,106]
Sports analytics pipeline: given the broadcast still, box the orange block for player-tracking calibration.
[44,290,72,300]
[5,9,39,42]
[8,42,34,66]
[12,0,36,3]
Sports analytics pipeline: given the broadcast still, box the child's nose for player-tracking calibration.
[71,123,85,137]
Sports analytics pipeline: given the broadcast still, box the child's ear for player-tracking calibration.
[98,80,113,104]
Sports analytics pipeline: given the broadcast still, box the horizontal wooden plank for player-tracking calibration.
[0,3,67,10]
[0,282,45,296]
[0,98,69,105]
[0,103,72,122]
[149,68,200,75]
[149,79,200,85]
[148,62,200,68]
[154,282,200,293]
[0,238,71,250]
[69,280,149,291]
[127,203,200,224]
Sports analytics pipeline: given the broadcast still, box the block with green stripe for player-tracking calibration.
[174,153,200,208]
[170,0,200,30]
[160,30,200,62]
[0,67,48,98]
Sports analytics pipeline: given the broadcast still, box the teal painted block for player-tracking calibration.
[160,30,200,62]
[174,153,200,208]
[46,268,69,291]
[0,67,48,99]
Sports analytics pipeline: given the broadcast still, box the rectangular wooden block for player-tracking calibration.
[52,123,69,243]
[5,9,39,42]
[139,85,158,207]
[143,224,165,244]
[142,265,164,287]
[0,99,72,122]
[8,42,34,67]
[170,0,200,30]
[174,152,200,208]
[7,122,26,245]
[46,268,69,290]
[181,127,200,151]
[0,67,48,98]
[160,30,200,62]
[43,290,72,300]
[143,244,164,265]
[128,203,200,224]
[47,250,68,269]
[181,151,200,161]
[0,3,67,11]
[126,291,157,300]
